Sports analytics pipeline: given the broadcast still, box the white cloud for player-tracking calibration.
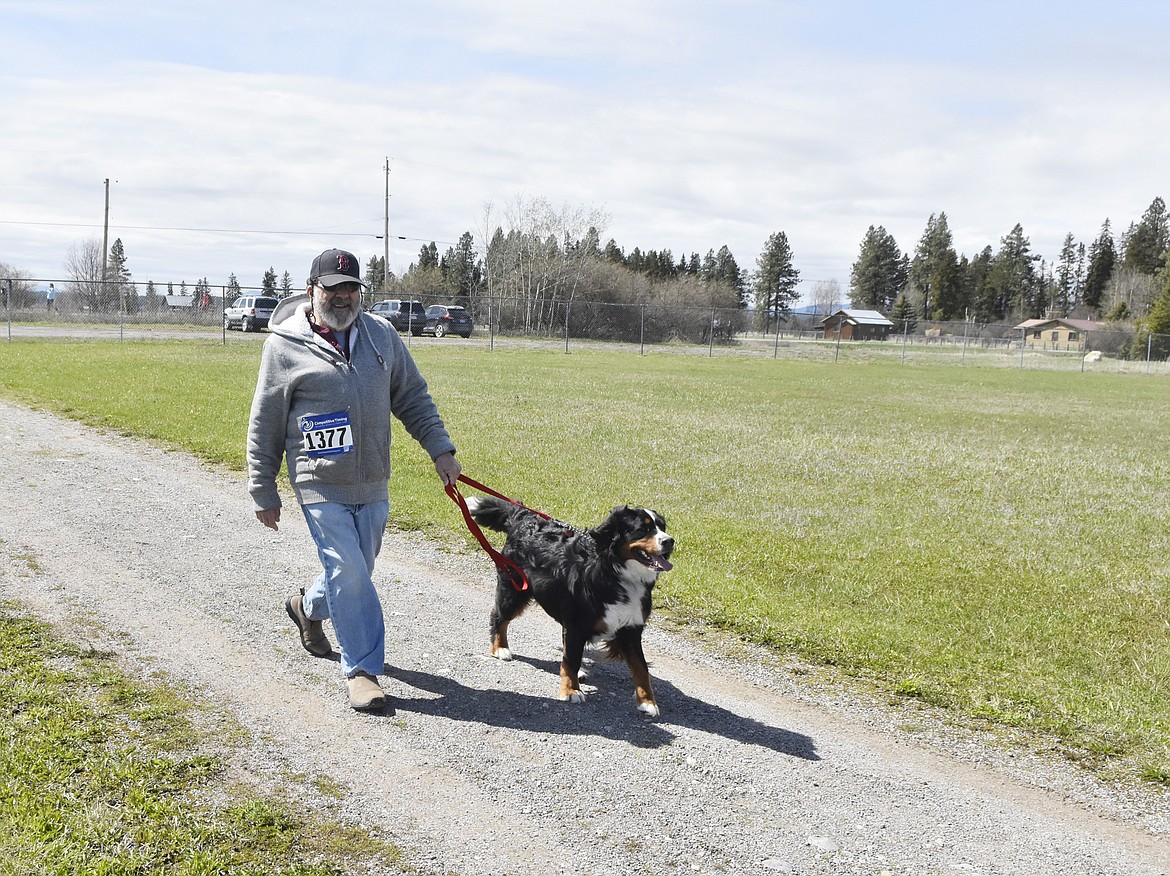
[2,2,1168,298]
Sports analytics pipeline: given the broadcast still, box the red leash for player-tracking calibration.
[445,474,543,591]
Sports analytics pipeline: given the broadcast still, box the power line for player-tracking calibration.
[0,219,375,237]
[0,218,457,247]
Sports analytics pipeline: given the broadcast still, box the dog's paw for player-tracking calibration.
[637,701,660,718]
[560,691,586,704]
[491,647,513,661]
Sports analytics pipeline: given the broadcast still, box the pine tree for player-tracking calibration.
[1054,233,1080,315]
[891,292,917,334]
[1121,197,1169,277]
[986,224,1040,319]
[712,245,746,306]
[968,246,995,322]
[418,242,440,272]
[849,225,907,312]
[261,267,278,296]
[1083,220,1115,314]
[281,271,293,297]
[107,238,134,313]
[440,232,482,304]
[910,213,963,320]
[753,231,800,331]
[226,273,241,303]
[364,256,386,292]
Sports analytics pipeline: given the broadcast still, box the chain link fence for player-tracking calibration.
[4,277,1169,375]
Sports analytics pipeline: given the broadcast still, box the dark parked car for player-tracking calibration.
[422,304,473,338]
[224,295,279,332]
[369,299,427,334]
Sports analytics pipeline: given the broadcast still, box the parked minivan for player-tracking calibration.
[369,299,427,334]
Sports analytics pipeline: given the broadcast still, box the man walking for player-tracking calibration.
[246,248,460,712]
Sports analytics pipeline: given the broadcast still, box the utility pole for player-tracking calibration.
[101,178,110,286]
[383,158,390,292]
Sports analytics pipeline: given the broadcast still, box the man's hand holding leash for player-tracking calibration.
[434,451,461,487]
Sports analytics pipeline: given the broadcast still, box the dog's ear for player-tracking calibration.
[593,505,631,544]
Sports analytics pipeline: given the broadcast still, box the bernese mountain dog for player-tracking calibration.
[465,497,675,716]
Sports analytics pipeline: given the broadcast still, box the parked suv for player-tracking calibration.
[422,304,474,338]
[369,299,427,334]
[225,295,279,332]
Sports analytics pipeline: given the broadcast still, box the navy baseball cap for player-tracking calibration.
[309,249,366,288]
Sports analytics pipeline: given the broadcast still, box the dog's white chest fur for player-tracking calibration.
[598,577,651,635]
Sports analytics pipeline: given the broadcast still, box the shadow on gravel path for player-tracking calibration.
[386,658,819,761]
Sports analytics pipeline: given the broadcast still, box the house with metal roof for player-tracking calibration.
[821,309,895,341]
[1014,317,1106,351]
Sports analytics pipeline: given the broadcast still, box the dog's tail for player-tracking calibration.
[464,495,520,532]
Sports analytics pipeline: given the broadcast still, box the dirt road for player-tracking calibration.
[2,399,1167,875]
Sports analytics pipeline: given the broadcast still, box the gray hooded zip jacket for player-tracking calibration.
[246,294,456,512]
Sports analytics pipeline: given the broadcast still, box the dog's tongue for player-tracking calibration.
[650,554,673,572]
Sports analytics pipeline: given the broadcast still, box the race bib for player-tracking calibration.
[299,410,354,457]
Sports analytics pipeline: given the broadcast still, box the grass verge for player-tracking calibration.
[0,592,411,875]
[0,337,1167,786]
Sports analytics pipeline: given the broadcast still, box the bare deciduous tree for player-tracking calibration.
[64,237,106,311]
[482,195,610,334]
[0,263,37,309]
[1107,267,1160,319]
[813,279,842,317]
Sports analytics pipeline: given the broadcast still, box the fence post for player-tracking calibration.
[640,304,645,356]
[708,308,716,358]
[773,319,781,359]
[1147,332,1153,375]
[487,293,494,352]
[901,320,908,364]
[1020,328,1026,368]
[5,279,11,342]
[961,319,969,366]
[564,301,570,354]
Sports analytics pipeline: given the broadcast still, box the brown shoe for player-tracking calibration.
[347,672,387,712]
[285,590,332,657]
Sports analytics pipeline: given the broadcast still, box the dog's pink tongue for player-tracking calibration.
[655,556,673,572]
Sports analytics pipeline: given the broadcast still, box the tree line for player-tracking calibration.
[362,195,800,342]
[850,197,1169,327]
[5,193,1168,352]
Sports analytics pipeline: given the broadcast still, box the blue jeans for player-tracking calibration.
[300,500,389,678]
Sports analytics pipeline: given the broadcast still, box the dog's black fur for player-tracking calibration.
[466,496,675,715]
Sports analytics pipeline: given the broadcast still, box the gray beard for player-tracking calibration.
[313,299,361,332]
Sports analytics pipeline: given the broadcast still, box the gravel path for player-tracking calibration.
[2,399,1167,876]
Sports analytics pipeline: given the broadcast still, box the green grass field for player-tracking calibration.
[0,601,409,874]
[1,337,1168,785]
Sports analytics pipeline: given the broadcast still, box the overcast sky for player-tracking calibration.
[2,0,1167,300]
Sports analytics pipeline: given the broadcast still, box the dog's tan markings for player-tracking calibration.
[629,663,658,717]
[628,535,661,556]
[558,663,584,702]
[491,623,512,661]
